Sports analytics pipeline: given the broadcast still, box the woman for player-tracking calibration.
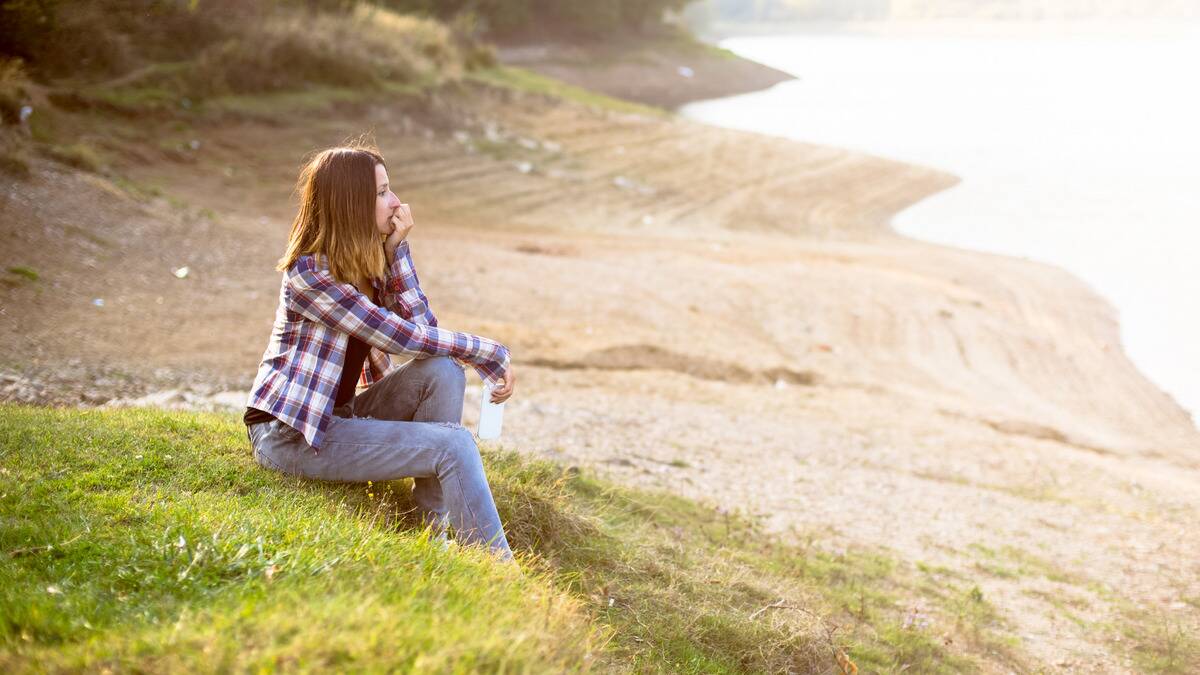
[244,145,517,561]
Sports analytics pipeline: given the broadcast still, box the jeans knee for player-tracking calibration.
[440,426,482,469]
[423,356,466,390]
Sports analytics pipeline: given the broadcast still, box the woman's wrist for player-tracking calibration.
[384,238,404,262]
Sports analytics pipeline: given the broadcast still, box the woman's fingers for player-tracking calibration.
[390,206,415,241]
[395,203,412,227]
[490,370,515,402]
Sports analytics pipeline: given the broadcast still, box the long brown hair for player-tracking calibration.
[277,146,386,286]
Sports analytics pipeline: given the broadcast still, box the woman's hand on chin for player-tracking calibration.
[384,203,415,259]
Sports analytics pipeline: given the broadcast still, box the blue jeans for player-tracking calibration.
[247,355,512,560]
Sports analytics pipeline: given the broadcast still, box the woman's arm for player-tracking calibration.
[286,256,508,386]
[381,239,438,326]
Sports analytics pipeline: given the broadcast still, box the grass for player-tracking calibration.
[0,404,1038,672]
[1122,613,1200,674]
[1102,600,1200,674]
[0,3,472,179]
[1023,588,1091,629]
[968,542,1075,584]
[0,405,816,671]
[737,543,1022,673]
[1,266,40,290]
[37,143,102,173]
[468,66,669,118]
[5,267,38,282]
[28,4,466,108]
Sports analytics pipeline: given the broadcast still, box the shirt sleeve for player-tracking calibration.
[285,256,508,386]
[381,239,438,327]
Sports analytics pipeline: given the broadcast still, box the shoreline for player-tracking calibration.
[678,26,1200,429]
[697,17,1200,40]
[493,33,796,110]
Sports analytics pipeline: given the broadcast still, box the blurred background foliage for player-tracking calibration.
[0,0,697,174]
[0,0,695,85]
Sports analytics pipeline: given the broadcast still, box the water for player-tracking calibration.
[680,24,1200,426]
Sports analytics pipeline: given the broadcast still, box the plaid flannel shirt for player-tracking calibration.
[246,240,509,452]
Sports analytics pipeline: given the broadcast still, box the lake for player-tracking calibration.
[681,22,1200,425]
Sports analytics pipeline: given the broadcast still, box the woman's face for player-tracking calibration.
[374,163,402,235]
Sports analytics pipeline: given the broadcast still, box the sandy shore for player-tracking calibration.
[3,58,1199,670]
[494,34,796,109]
[699,18,1200,40]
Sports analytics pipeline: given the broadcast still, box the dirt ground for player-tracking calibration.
[3,70,1199,671]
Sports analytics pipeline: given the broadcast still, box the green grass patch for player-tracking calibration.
[108,176,164,202]
[738,544,992,673]
[468,66,669,117]
[0,404,1038,672]
[1023,588,1091,629]
[38,143,103,172]
[0,405,848,672]
[1,266,40,291]
[1108,603,1200,673]
[969,542,1076,584]
[5,267,38,282]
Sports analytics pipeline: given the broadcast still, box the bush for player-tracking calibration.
[0,58,30,125]
[378,0,696,37]
[0,0,472,93]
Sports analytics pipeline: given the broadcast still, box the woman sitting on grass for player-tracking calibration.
[243,144,516,561]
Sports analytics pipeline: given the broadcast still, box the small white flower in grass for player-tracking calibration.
[46,585,62,595]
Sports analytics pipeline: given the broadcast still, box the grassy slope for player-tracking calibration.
[0,404,1022,672]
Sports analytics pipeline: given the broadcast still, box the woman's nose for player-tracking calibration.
[389,193,402,209]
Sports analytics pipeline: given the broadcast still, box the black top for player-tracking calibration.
[245,290,378,427]
[334,333,372,407]
[243,406,275,426]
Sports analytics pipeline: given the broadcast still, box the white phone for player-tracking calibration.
[478,381,505,439]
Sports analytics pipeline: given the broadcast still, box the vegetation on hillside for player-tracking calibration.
[375,0,695,38]
[0,0,716,178]
[0,404,1031,672]
[0,0,487,178]
[1,1,485,92]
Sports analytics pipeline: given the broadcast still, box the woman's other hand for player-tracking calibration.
[491,365,516,404]
[384,203,415,259]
